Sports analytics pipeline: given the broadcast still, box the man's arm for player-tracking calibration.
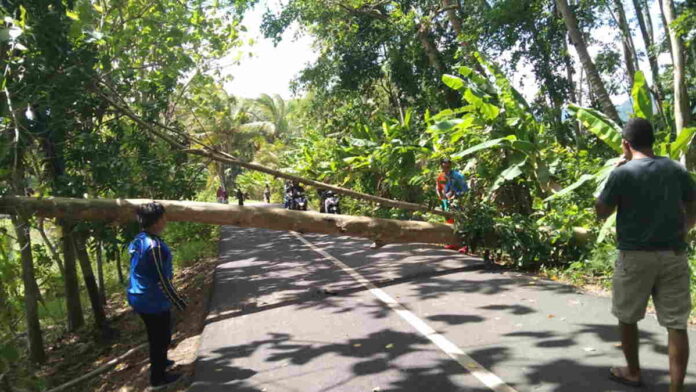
[595,200,616,220]
[151,242,186,311]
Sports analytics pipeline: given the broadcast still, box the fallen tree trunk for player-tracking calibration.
[0,197,460,246]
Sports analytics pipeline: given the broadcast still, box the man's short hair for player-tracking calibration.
[622,118,655,149]
[136,202,165,229]
[440,158,452,165]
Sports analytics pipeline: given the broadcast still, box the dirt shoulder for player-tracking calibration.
[39,256,218,392]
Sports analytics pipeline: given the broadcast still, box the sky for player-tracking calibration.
[222,1,316,100]
[223,1,668,105]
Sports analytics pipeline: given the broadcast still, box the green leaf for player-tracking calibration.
[669,127,696,160]
[442,74,465,91]
[430,119,463,132]
[568,104,623,153]
[489,159,526,194]
[543,174,596,202]
[66,10,79,21]
[464,89,500,120]
[597,212,616,244]
[631,71,652,121]
[451,135,516,159]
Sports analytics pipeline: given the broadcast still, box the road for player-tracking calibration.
[189,223,696,392]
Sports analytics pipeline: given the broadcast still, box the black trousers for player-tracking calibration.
[139,311,172,383]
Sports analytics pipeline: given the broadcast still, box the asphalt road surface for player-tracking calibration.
[189,223,696,392]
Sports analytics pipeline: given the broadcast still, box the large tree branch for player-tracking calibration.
[95,83,450,217]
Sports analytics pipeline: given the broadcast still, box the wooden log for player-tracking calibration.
[0,197,460,246]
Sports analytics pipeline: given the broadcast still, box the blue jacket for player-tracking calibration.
[127,232,185,314]
[445,170,469,197]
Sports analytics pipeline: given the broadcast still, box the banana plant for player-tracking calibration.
[548,71,696,203]
[428,52,552,198]
[547,70,695,243]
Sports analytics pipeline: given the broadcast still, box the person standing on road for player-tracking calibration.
[264,183,271,203]
[127,202,187,389]
[436,158,469,253]
[216,185,227,204]
[236,188,245,206]
[596,118,696,391]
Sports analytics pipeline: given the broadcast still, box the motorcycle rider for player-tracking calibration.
[287,180,307,210]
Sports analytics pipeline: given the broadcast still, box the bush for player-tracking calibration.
[165,222,219,267]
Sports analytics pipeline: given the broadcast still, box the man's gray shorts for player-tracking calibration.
[612,250,691,329]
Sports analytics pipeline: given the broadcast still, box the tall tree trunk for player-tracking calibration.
[440,0,487,75]
[73,233,108,331]
[658,0,674,64]
[61,227,84,332]
[632,0,663,95]
[8,159,45,363]
[417,19,460,108]
[641,0,655,45]
[612,0,639,89]
[37,219,64,277]
[11,215,45,364]
[661,0,693,166]
[556,0,621,123]
[96,242,106,305]
[116,253,125,285]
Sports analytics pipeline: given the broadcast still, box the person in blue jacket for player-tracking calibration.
[127,202,186,389]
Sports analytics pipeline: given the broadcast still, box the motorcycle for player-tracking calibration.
[288,190,308,211]
[324,191,340,214]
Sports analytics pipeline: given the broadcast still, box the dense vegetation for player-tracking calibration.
[0,0,694,389]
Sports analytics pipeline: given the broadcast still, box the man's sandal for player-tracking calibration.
[608,367,643,388]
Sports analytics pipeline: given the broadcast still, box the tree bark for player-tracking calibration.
[658,0,674,64]
[1,196,460,246]
[96,242,106,305]
[73,233,108,331]
[11,214,45,364]
[7,144,45,363]
[61,227,84,332]
[660,0,692,167]
[556,0,621,123]
[37,219,64,277]
[116,253,125,285]
[0,196,592,247]
[417,20,460,108]
[612,0,639,89]
[440,0,487,75]
[631,0,662,95]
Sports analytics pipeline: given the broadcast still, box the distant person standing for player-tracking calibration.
[127,202,186,389]
[263,183,271,203]
[216,186,228,204]
[236,188,245,206]
[596,118,696,391]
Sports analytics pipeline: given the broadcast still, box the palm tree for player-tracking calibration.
[254,93,292,142]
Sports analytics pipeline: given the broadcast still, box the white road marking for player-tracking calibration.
[291,232,518,392]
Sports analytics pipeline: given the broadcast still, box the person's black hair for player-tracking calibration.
[136,202,166,230]
[622,117,655,149]
[440,157,452,164]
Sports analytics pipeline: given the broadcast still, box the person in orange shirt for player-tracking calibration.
[436,158,468,253]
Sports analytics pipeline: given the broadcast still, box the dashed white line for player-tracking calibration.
[291,232,518,392]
